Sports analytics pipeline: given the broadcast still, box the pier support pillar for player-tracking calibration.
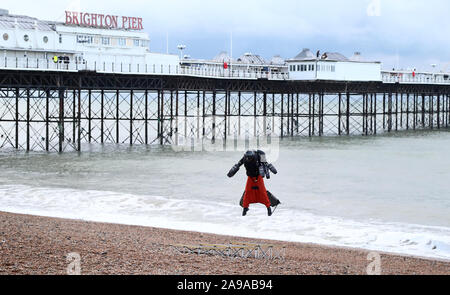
[45,89,50,151]
[58,87,65,153]
[346,92,350,135]
[26,88,30,151]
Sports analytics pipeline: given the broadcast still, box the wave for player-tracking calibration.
[1,184,450,261]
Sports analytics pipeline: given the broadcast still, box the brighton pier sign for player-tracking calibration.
[65,11,143,30]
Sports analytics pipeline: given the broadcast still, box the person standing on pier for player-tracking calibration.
[227,150,280,216]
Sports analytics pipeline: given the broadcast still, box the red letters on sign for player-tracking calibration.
[98,14,105,27]
[64,11,143,30]
[111,15,118,28]
[122,16,128,29]
[65,11,72,24]
[72,12,79,25]
[91,13,98,27]
[81,12,91,26]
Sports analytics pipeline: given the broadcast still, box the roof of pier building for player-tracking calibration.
[0,10,54,31]
[236,53,267,65]
[293,48,316,60]
[321,52,349,61]
[288,49,380,64]
[290,48,349,62]
[270,55,285,65]
[213,51,234,63]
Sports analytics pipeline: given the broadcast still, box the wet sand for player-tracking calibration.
[0,211,449,275]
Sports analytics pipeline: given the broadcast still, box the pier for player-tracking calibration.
[0,68,449,152]
[0,8,449,152]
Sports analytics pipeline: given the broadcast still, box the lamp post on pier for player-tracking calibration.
[177,44,186,60]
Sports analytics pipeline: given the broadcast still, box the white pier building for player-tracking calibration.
[286,48,382,81]
[0,8,179,73]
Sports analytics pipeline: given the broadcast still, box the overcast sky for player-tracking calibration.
[2,0,449,71]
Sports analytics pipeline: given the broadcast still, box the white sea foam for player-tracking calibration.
[1,184,449,261]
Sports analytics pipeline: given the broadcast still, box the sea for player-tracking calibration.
[0,129,449,260]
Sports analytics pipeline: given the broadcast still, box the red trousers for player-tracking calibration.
[242,176,271,208]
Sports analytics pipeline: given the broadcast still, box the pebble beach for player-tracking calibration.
[1,211,449,275]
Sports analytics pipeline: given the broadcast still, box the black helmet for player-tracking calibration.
[243,150,256,164]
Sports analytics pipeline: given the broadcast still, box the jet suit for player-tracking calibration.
[227,150,280,216]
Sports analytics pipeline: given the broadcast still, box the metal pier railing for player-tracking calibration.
[0,57,289,81]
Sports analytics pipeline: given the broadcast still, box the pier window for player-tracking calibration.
[134,39,140,47]
[102,37,110,46]
[318,64,334,72]
[77,35,93,44]
[118,38,126,46]
[140,40,149,47]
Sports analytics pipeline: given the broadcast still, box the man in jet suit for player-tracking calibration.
[227,150,280,216]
